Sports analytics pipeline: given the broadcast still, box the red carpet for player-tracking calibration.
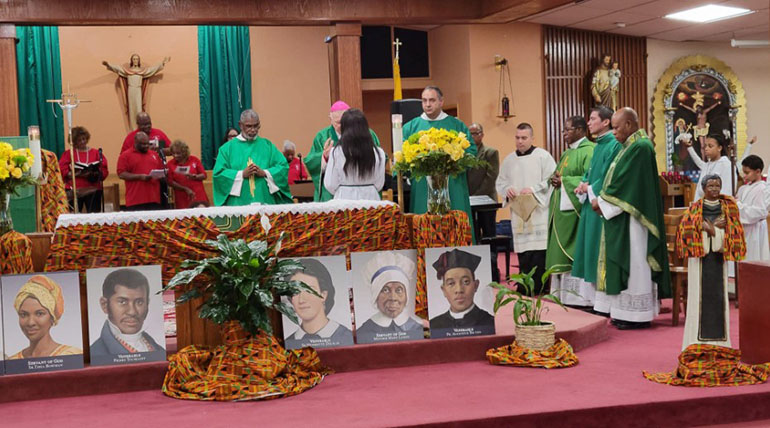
[3,303,769,427]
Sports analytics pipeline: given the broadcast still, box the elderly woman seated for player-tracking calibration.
[356,252,424,344]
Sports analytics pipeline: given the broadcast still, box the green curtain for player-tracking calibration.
[198,26,252,169]
[16,26,65,156]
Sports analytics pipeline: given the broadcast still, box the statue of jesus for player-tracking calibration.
[102,54,170,129]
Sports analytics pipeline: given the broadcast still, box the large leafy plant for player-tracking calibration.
[490,267,573,326]
[164,233,319,336]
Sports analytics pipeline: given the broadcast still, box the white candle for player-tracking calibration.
[391,114,403,154]
[28,126,42,179]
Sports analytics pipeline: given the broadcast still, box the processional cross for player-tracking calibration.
[393,38,402,60]
[47,86,91,213]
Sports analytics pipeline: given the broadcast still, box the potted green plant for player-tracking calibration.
[490,267,574,351]
[164,233,320,338]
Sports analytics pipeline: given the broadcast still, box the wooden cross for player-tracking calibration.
[393,38,402,60]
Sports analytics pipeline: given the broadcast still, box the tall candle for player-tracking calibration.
[391,114,403,154]
[28,126,42,179]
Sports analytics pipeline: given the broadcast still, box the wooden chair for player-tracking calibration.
[382,189,394,202]
[664,213,687,326]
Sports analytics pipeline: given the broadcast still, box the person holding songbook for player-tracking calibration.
[59,126,108,213]
[676,174,745,349]
[167,139,208,209]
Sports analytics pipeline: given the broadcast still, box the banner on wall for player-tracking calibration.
[1,271,84,374]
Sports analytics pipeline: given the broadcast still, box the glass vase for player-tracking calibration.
[426,175,451,215]
[0,190,12,236]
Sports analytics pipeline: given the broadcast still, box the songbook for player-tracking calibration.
[73,160,102,172]
[149,169,166,179]
[509,194,538,221]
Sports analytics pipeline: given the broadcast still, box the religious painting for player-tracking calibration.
[1,271,84,374]
[651,55,747,173]
[350,250,424,344]
[280,256,354,350]
[86,265,167,366]
[671,74,732,172]
[426,245,496,339]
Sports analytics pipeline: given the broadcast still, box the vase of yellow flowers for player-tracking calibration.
[0,141,36,235]
[393,128,482,215]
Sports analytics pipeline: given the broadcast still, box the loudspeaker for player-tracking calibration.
[390,99,422,126]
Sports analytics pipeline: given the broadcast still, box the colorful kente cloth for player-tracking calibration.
[676,195,746,262]
[163,322,329,401]
[643,344,770,387]
[41,149,69,232]
[546,137,594,273]
[486,339,579,369]
[0,231,34,274]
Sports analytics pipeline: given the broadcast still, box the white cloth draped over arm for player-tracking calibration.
[323,147,342,195]
[229,171,244,196]
[687,146,708,170]
[597,196,624,220]
[738,184,769,225]
[532,151,557,205]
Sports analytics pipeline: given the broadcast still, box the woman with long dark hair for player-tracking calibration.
[323,109,385,200]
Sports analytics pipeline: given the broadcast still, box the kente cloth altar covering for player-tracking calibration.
[643,344,770,387]
[41,150,69,233]
[0,231,34,274]
[163,321,329,401]
[486,339,579,369]
[46,201,471,319]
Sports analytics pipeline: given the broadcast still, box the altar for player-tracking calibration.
[43,200,472,352]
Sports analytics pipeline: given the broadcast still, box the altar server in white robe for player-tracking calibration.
[323,108,385,201]
[736,155,770,264]
[496,122,556,294]
[676,174,745,350]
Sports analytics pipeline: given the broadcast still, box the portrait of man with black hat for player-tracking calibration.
[427,247,496,338]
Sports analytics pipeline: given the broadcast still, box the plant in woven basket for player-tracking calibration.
[490,266,572,326]
[163,233,320,336]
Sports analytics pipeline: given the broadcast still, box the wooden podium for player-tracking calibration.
[737,261,770,364]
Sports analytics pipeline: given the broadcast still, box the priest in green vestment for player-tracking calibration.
[572,106,623,309]
[546,116,594,305]
[403,86,477,239]
[593,108,671,329]
[305,101,381,202]
[213,110,292,206]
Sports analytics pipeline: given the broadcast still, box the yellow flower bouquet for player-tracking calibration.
[393,128,483,214]
[0,141,37,235]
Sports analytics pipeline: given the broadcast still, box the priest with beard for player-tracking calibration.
[212,109,292,206]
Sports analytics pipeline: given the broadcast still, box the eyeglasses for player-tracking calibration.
[470,131,483,135]
[562,127,576,133]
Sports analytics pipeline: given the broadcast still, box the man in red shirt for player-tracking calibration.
[120,112,171,154]
[117,132,165,211]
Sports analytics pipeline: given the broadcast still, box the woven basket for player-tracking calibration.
[515,322,555,351]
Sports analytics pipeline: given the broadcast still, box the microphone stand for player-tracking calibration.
[98,148,105,212]
[297,153,305,180]
[156,140,170,209]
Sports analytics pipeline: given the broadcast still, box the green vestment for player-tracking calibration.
[545,137,595,273]
[402,114,477,240]
[598,129,671,298]
[305,125,381,202]
[213,136,292,206]
[571,132,622,283]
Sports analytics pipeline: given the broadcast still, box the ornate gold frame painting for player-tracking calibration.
[651,55,747,172]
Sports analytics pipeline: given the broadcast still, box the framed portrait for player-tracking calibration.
[426,245,496,339]
[350,249,424,344]
[280,256,354,350]
[86,265,166,366]
[1,271,84,374]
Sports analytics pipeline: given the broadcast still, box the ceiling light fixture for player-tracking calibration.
[664,4,753,23]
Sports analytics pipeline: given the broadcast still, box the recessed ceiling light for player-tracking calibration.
[664,4,754,23]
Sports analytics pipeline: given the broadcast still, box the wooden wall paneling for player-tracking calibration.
[0,24,20,136]
[543,26,647,157]
[327,23,363,109]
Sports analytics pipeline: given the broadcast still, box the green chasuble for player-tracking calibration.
[305,125,381,202]
[402,114,477,240]
[598,129,671,298]
[571,132,622,283]
[213,136,293,206]
[545,137,595,273]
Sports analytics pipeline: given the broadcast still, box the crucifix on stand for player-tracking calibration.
[47,86,91,214]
